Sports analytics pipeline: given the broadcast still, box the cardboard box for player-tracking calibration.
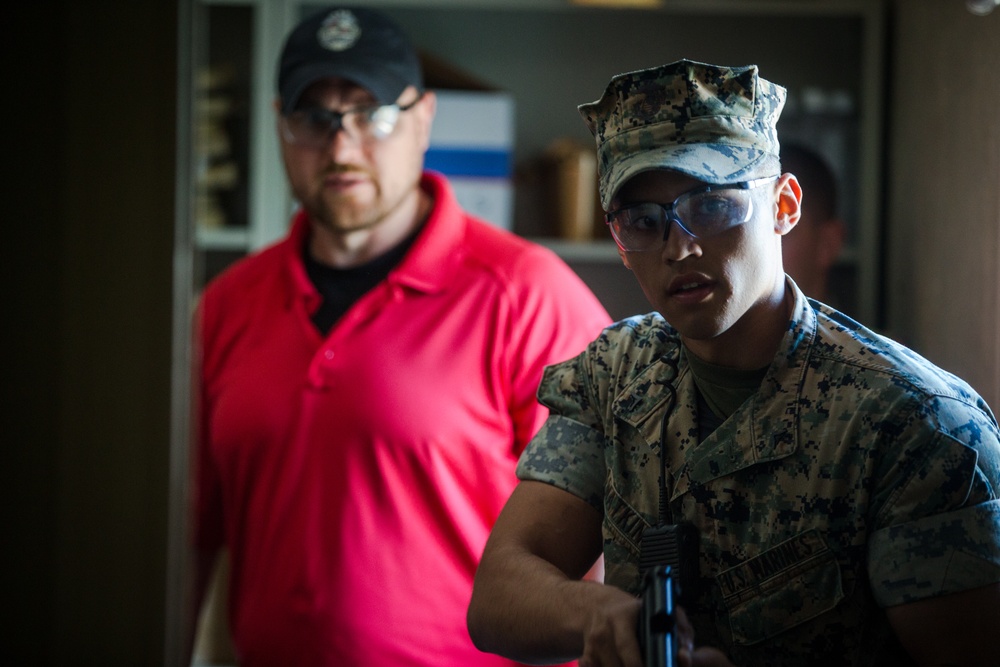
[540,138,602,241]
[425,89,515,230]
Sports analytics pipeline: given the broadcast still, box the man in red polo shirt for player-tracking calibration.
[192,6,610,667]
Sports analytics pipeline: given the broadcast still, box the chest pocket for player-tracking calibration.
[716,530,844,646]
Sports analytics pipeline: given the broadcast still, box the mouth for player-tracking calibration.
[323,167,369,190]
[668,275,714,302]
[325,172,363,187]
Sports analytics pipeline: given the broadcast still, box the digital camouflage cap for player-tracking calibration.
[579,59,786,210]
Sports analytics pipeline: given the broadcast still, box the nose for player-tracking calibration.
[325,123,362,159]
[660,217,701,262]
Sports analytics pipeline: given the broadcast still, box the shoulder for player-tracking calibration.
[460,217,571,280]
[458,217,609,318]
[421,171,572,283]
[198,236,295,345]
[807,304,998,432]
[591,312,678,368]
[543,313,677,393]
[203,238,290,304]
[423,172,601,303]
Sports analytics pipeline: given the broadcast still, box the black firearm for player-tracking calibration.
[638,565,679,667]
[637,522,699,667]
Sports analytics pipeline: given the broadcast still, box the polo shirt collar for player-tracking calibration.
[389,171,467,294]
[282,171,466,303]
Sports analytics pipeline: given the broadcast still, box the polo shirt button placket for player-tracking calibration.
[306,348,335,390]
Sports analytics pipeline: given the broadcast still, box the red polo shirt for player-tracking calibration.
[196,172,610,666]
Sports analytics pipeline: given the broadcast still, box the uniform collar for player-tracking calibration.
[613,281,818,490]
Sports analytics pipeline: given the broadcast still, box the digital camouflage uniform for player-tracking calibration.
[517,284,1000,666]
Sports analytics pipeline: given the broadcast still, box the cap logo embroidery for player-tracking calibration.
[317,10,361,52]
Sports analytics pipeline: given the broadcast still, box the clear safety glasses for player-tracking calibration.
[605,176,778,252]
[281,93,424,148]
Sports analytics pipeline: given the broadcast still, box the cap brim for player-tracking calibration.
[281,62,409,112]
[601,144,775,210]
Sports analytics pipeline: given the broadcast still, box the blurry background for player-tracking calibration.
[192,0,877,323]
[4,0,999,664]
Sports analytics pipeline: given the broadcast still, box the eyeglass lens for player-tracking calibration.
[607,186,758,252]
[283,104,404,148]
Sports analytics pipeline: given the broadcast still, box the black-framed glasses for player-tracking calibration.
[281,93,424,148]
[605,176,778,252]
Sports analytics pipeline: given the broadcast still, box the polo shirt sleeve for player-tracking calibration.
[516,352,609,511]
[867,394,1000,607]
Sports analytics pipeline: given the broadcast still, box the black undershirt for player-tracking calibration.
[303,229,421,335]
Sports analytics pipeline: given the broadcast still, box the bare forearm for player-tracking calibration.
[470,481,646,664]
[469,544,610,662]
[469,552,639,664]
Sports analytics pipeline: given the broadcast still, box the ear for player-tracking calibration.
[415,90,437,152]
[773,173,802,235]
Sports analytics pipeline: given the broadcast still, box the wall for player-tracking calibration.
[351,3,868,236]
[886,0,1000,409]
[295,2,879,322]
[4,0,178,663]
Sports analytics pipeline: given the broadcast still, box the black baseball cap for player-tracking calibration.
[277,6,423,113]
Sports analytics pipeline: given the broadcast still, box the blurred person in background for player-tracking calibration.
[192,6,610,666]
[779,142,847,306]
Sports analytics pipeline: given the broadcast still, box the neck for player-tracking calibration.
[684,279,794,369]
[308,187,431,268]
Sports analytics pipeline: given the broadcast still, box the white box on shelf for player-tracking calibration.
[425,90,515,230]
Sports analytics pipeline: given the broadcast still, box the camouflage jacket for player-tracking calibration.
[517,284,1000,666]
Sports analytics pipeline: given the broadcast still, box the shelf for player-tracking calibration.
[535,238,620,262]
[197,226,250,250]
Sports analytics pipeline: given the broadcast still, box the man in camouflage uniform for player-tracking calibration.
[467,60,1000,666]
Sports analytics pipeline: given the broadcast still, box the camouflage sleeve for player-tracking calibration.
[516,353,609,511]
[868,395,1000,607]
[869,500,1000,606]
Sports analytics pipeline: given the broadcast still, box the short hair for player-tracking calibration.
[780,143,837,220]
[756,154,782,181]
